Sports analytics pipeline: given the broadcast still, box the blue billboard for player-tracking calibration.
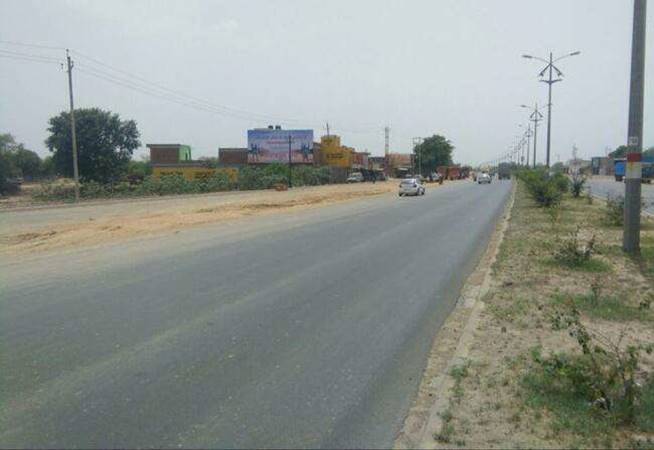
[247,129,314,164]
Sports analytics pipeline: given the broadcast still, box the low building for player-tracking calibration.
[219,148,248,165]
[147,144,192,164]
[591,156,612,175]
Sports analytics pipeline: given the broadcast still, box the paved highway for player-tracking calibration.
[1,180,511,448]
[588,177,654,215]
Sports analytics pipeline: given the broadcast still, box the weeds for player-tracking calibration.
[553,226,596,268]
[570,172,586,198]
[547,304,654,425]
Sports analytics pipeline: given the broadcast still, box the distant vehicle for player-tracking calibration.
[614,159,626,182]
[477,172,492,184]
[347,172,364,183]
[398,178,425,197]
[615,157,654,183]
[497,163,511,180]
[429,172,442,182]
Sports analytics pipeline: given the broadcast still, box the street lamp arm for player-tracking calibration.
[554,51,581,62]
[522,54,550,64]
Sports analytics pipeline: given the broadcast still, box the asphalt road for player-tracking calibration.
[588,177,654,215]
[1,180,512,449]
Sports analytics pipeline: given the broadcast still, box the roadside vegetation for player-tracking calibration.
[433,171,654,448]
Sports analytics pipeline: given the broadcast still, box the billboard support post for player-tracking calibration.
[288,134,292,188]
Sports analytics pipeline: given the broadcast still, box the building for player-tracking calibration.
[219,148,248,165]
[314,135,353,168]
[147,144,192,165]
[591,156,612,175]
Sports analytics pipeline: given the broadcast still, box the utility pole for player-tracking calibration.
[413,137,423,176]
[529,103,543,168]
[523,51,580,168]
[384,126,390,176]
[544,52,557,168]
[288,134,293,188]
[326,122,330,137]
[66,49,80,202]
[525,124,532,167]
[624,0,647,254]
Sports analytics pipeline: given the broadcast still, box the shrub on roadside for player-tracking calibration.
[553,226,596,268]
[605,195,625,226]
[526,304,654,429]
[518,168,565,207]
[571,173,586,198]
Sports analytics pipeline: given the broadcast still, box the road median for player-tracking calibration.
[398,179,654,448]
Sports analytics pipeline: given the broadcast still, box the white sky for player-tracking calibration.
[1,0,652,165]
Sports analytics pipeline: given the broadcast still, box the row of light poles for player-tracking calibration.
[521,51,581,168]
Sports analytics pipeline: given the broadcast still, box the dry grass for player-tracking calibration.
[430,182,654,449]
[0,182,397,255]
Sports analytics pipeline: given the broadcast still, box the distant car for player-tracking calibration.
[347,172,364,183]
[477,172,492,184]
[399,178,425,197]
[429,172,442,182]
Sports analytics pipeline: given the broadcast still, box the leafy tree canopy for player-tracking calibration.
[414,135,454,175]
[45,108,140,183]
[609,145,629,158]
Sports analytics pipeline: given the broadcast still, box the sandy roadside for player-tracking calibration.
[0,182,401,255]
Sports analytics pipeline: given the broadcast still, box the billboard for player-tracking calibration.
[247,129,314,164]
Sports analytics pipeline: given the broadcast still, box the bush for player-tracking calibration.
[553,226,596,268]
[571,173,586,198]
[543,304,654,425]
[31,181,77,201]
[518,168,565,207]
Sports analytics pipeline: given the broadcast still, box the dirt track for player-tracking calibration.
[0,182,398,255]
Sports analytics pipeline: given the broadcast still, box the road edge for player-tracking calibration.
[394,180,517,449]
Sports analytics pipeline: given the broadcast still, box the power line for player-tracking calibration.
[0,48,62,62]
[0,53,62,65]
[71,49,306,125]
[0,40,65,51]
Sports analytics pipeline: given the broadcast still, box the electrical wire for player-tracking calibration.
[0,40,65,51]
[0,48,62,62]
[71,49,306,125]
[0,53,62,65]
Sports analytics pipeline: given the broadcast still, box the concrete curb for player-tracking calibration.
[395,181,517,449]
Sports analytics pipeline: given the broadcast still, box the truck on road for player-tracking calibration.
[497,163,511,180]
[614,157,654,183]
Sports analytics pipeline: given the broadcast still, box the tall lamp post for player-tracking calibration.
[522,51,580,168]
[521,103,544,167]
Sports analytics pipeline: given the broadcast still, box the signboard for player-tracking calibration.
[247,129,314,163]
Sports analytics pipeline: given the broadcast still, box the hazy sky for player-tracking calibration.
[1,0,652,164]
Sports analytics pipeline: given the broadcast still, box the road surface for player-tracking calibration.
[1,180,511,449]
[588,177,654,215]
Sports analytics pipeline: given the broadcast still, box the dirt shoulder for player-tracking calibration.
[0,182,402,255]
[399,181,654,449]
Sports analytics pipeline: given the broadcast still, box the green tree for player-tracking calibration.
[127,160,152,178]
[414,135,454,175]
[609,145,629,158]
[0,134,19,193]
[45,108,140,183]
[12,148,43,179]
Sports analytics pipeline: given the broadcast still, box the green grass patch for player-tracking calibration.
[543,257,612,273]
[487,295,532,323]
[640,235,654,279]
[552,293,653,323]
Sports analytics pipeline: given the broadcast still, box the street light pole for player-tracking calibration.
[523,51,580,168]
[624,0,647,254]
[288,134,292,188]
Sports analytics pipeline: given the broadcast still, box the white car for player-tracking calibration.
[346,172,364,183]
[399,178,425,196]
[477,172,492,184]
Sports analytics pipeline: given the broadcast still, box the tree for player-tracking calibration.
[414,135,454,175]
[45,108,140,183]
[12,148,43,179]
[644,146,654,158]
[609,145,629,158]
